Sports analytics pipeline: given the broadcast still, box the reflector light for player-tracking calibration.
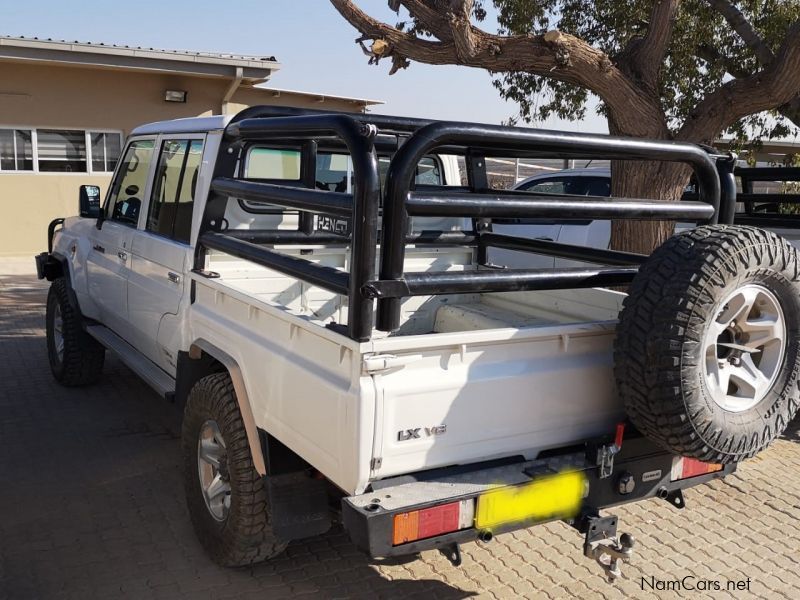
[392,499,474,545]
[671,457,722,481]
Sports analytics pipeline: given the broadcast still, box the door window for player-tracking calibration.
[106,140,155,226]
[518,176,611,197]
[146,139,204,244]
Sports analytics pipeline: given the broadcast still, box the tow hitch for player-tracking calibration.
[579,515,635,582]
[439,543,462,567]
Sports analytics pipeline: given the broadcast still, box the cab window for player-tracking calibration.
[245,148,300,180]
[240,147,444,213]
[106,140,155,226]
[146,139,204,243]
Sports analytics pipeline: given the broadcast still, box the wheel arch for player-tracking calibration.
[181,339,267,476]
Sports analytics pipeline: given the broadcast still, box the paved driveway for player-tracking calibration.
[2,273,799,599]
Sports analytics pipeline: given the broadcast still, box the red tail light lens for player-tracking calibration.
[671,457,722,481]
[392,499,475,545]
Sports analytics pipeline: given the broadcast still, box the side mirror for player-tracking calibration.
[79,185,102,219]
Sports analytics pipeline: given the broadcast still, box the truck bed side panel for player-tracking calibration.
[190,280,374,494]
[371,324,623,479]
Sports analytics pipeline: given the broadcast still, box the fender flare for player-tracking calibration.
[43,252,85,324]
[188,339,266,476]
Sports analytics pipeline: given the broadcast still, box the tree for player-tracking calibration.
[330,0,800,253]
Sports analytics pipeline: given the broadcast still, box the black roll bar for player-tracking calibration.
[212,178,353,218]
[197,106,728,341]
[197,113,380,341]
[377,121,723,331]
[407,190,715,221]
[201,232,349,295]
[478,233,648,266]
[362,266,640,299]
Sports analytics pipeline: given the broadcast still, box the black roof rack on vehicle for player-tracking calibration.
[196,106,735,342]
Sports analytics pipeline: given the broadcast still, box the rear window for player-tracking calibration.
[241,148,444,213]
[245,148,301,180]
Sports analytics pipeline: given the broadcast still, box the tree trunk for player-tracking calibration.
[608,160,692,255]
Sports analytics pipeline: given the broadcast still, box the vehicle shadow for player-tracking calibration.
[0,276,476,599]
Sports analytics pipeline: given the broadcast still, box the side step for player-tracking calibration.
[86,325,175,400]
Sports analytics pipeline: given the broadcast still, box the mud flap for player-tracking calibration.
[267,472,331,541]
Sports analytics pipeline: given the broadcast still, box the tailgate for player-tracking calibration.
[368,323,624,480]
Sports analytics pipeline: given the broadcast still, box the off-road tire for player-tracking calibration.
[46,277,105,386]
[182,373,287,567]
[615,225,800,463]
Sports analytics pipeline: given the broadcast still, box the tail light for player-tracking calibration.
[671,457,722,481]
[392,499,475,545]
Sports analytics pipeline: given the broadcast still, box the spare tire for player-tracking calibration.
[615,225,800,463]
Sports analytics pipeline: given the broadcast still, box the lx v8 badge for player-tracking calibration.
[397,425,447,441]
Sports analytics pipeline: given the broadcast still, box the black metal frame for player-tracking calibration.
[196,106,728,341]
[733,166,800,228]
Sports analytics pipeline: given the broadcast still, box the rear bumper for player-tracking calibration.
[341,436,734,558]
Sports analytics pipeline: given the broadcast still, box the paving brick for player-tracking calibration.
[1,274,799,599]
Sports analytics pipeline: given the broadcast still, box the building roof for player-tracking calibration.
[0,35,281,82]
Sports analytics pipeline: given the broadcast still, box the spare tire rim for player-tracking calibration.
[53,303,65,363]
[704,284,786,412]
[197,419,231,521]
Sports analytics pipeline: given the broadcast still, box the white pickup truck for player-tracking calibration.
[35,106,800,580]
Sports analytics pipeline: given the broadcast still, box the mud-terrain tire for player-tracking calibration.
[46,277,105,386]
[182,373,287,567]
[615,225,800,463]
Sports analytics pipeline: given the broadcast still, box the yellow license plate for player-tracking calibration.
[475,470,586,530]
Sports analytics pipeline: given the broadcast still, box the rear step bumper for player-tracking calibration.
[342,437,734,558]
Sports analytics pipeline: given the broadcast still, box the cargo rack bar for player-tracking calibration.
[196,111,380,341]
[376,121,723,331]
[195,106,728,342]
[733,166,800,228]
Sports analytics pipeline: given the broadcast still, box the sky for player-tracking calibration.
[2,0,607,132]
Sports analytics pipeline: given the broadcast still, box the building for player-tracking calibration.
[0,36,381,257]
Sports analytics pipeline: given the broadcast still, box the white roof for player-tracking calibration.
[131,115,233,136]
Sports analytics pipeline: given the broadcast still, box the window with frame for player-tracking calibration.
[147,139,204,244]
[91,132,122,172]
[0,128,33,172]
[37,130,87,172]
[0,128,122,173]
[245,148,300,180]
[106,140,155,227]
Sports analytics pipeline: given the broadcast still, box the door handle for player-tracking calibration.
[117,251,128,261]
[93,244,105,253]
[167,272,181,284]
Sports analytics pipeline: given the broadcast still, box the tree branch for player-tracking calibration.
[330,0,669,136]
[397,0,453,41]
[447,0,478,60]
[707,0,774,64]
[620,0,680,91]
[679,23,800,141]
[699,8,800,132]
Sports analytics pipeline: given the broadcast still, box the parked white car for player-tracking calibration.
[489,168,612,268]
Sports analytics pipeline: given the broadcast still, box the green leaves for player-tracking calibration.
[488,0,800,141]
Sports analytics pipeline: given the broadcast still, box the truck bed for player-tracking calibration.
[190,248,625,494]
